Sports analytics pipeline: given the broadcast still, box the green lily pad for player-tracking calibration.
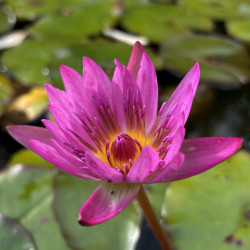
[162,151,250,250]
[227,19,250,42]
[4,87,48,123]
[161,35,250,87]
[0,164,54,219]
[0,214,36,250]
[49,41,161,89]
[53,172,141,250]
[32,2,117,43]
[121,5,213,42]
[2,39,60,85]
[21,194,71,250]
[8,148,54,169]
[0,8,14,34]
[179,0,250,20]
[4,0,85,20]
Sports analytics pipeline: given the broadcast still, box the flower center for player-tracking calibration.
[106,133,141,174]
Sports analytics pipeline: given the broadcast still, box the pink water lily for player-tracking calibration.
[7,42,242,226]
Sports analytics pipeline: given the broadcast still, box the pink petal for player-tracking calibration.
[7,125,52,150]
[158,62,200,127]
[127,41,145,80]
[137,53,158,134]
[85,152,126,183]
[166,137,243,182]
[78,182,140,226]
[60,65,84,102]
[30,139,97,180]
[127,146,159,183]
[144,153,184,184]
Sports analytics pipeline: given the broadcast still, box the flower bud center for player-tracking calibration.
[110,133,140,174]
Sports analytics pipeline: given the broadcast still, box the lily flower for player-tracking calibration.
[7,42,242,227]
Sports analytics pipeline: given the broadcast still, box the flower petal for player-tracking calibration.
[144,152,184,184]
[78,182,140,226]
[30,139,96,180]
[7,125,52,150]
[137,52,158,134]
[158,62,200,127]
[166,137,243,182]
[127,146,159,183]
[127,41,145,80]
[60,65,84,102]
[85,151,126,183]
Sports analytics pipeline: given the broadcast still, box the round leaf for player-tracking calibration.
[161,35,250,87]
[53,172,141,250]
[162,151,250,250]
[0,214,36,250]
[227,19,250,42]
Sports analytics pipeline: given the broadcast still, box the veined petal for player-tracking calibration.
[127,41,145,80]
[30,139,97,180]
[127,146,159,183]
[159,62,200,127]
[144,152,184,184]
[78,182,140,226]
[85,152,126,183]
[166,137,243,182]
[137,52,158,134]
[7,125,52,150]
[60,65,84,102]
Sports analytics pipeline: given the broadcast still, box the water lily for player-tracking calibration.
[7,42,242,230]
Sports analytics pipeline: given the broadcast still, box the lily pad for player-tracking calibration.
[161,35,250,87]
[162,151,250,250]
[21,194,71,250]
[121,5,213,42]
[8,148,54,169]
[0,8,14,34]
[227,19,250,43]
[5,87,48,123]
[53,172,141,250]
[0,214,36,250]
[179,0,250,20]
[32,2,117,43]
[0,164,54,219]
[2,39,60,85]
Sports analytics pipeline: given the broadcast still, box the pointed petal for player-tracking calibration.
[137,53,158,133]
[60,65,84,101]
[127,146,159,183]
[85,152,126,183]
[166,137,243,182]
[127,41,145,79]
[158,63,200,126]
[144,153,184,184]
[7,125,52,150]
[30,139,96,180]
[78,182,140,226]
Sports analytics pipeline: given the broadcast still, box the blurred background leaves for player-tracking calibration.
[0,0,250,249]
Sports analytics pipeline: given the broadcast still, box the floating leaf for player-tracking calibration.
[5,87,48,123]
[0,165,53,219]
[53,172,141,250]
[227,19,250,43]
[122,5,213,42]
[0,8,14,34]
[162,151,250,250]
[2,39,60,85]
[179,0,250,20]
[0,214,36,250]
[161,35,250,87]
[32,2,117,43]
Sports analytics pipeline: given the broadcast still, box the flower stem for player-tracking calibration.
[136,185,172,250]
